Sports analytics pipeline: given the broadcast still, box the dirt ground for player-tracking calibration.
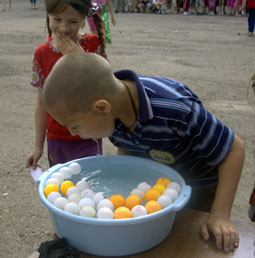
[0,1,255,257]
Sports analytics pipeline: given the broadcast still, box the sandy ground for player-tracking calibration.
[0,1,255,257]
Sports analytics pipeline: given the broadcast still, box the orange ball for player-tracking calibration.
[125,195,142,210]
[114,207,132,219]
[44,184,59,197]
[60,180,74,195]
[156,177,171,187]
[110,194,126,210]
[144,189,161,202]
[152,184,166,194]
[145,200,162,214]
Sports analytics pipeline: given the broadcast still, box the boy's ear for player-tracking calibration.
[93,99,111,114]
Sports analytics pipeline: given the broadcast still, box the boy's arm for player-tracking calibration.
[26,90,47,169]
[200,135,245,252]
[106,0,117,26]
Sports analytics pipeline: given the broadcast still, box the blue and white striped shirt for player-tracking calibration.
[109,70,234,188]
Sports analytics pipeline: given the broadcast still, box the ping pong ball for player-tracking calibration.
[69,162,81,175]
[80,206,96,218]
[97,199,114,211]
[164,188,179,202]
[47,191,61,204]
[93,192,108,204]
[51,172,64,184]
[60,180,74,195]
[109,194,125,210]
[68,193,82,203]
[97,207,114,219]
[66,186,81,198]
[81,189,95,199]
[144,189,161,202]
[64,202,80,215]
[152,184,166,194]
[156,177,171,187]
[76,180,90,191]
[125,195,142,210]
[145,200,162,214]
[44,184,59,197]
[46,178,60,187]
[157,194,172,208]
[114,207,132,219]
[79,198,96,209]
[131,205,148,217]
[130,188,144,199]
[167,182,181,194]
[54,197,68,210]
[137,182,151,192]
[60,167,72,179]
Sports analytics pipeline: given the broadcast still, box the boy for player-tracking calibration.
[43,52,245,252]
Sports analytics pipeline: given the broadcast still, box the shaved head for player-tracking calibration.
[43,52,118,114]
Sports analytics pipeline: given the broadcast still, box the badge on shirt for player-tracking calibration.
[149,149,176,165]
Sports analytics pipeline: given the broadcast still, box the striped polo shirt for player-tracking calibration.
[109,70,234,188]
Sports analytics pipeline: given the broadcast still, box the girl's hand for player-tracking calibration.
[55,34,83,55]
[200,212,239,252]
[112,17,116,26]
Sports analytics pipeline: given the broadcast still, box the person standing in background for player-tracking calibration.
[242,0,255,35]
[2,0,11,11]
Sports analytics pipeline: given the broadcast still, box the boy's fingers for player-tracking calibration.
[212,228,223,250]
[200,222,209,241]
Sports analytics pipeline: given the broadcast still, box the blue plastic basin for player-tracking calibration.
[38,155,191,256]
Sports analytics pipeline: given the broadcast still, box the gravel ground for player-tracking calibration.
[0,1,254,257]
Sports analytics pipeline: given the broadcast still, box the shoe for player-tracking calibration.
[209,11,214,15]
[248,32,254,37]
[183,11,188,15]
[235,12,241,16]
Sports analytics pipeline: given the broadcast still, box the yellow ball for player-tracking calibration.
[152,184,166,194]
[110,194,126,210]
[156,177,171,187]
[114,207,132,219]
[60,180,74,195]
[144,189,161,202]
[44,184,59,197]
[125,195,142,210]
[145,200,162,214]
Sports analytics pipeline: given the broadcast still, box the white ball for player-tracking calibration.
[81,189,95,199]
[93,192,108,204]
[164,188,179,202]
[97,199,114,211]
[68,193,82,203]
[76,180,90,191]
[60,167,72,179]
[66,186,81,198]
[80,206,96,218]
[130,188,144,199]
[51,172,64,183]
[157,194,172,208]
[69,162,81,175]
[97,207,114,219]
[79,198,96,209]
[131,205,148,217]
[54,197,68,210]
[137,182,151,192]
[64,202,80,215]
[46,178,60,187]
[47,192,61,204]
[167,182,181,194]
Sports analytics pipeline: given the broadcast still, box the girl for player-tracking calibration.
[26,0,107,170]
[87,0,116,44]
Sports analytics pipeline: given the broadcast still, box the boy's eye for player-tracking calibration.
[54,18,61,22]
[71,20,78,24]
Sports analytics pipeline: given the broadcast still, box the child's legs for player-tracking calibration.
[184,0,190,11]
[208,0,216,11]
[47,139,103,167]
[248,9,255,32]
[185,185,217,212]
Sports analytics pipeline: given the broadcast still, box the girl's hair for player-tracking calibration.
[44,0,106,57]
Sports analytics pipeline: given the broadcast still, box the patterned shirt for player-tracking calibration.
[109,70,234,188]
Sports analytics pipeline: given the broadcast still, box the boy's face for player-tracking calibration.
[49,106,115,139]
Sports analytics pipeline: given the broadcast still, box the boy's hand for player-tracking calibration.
[26,148,43,170]
[200,212,239,252]
[55,34,83,55]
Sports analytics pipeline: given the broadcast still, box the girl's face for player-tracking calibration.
[48,4,85,41]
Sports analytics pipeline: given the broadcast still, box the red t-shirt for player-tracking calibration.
[248,0,255,9]
[31,34,101,140]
